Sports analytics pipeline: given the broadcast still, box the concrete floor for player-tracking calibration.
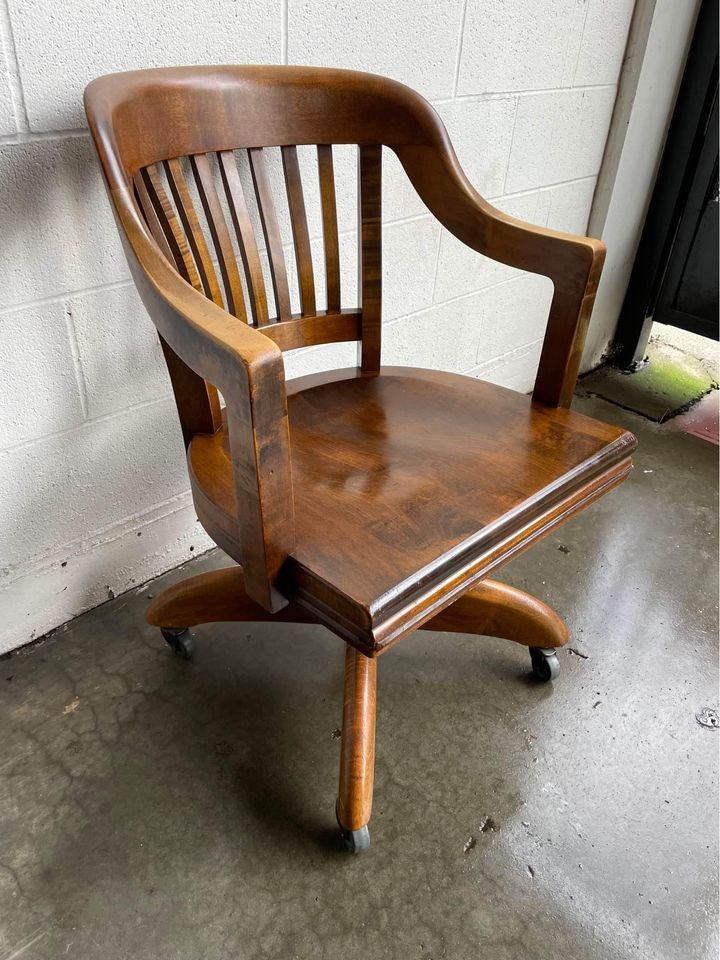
[1,394,718,960]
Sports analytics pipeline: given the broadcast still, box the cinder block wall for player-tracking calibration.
[0,0,635,652]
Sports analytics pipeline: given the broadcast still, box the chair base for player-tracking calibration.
[146,565,569,850]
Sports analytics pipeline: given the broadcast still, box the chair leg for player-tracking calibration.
[420,579,569,681]
[145,565,314,658]
[336,644,377,853]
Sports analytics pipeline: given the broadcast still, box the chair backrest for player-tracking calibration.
[84,67,454,435]
[128,103,383,361]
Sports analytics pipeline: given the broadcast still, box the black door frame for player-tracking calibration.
[611,0,718,368]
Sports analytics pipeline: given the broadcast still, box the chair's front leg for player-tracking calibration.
[336,645,377,853]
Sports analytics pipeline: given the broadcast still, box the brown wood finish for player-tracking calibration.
[190,152,247,320]
[188,366,635,652]
[317,144,341,312]
[141,164,202,291]
[282,145,317,316]
[133,171,174,264]
[260,310,361,351]
[249,146,293,322]
[85,65,637,843]
[217,149,270,325]
[146,565,568,651]
[357,144,382,373]
[337,645,377,833]
[146,566,314,627]
[164,156,224,305]
[158,337,222,446]
[420,580,569,649]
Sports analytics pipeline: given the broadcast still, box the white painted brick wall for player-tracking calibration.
[0,30,16,135]
[0,0,635,652]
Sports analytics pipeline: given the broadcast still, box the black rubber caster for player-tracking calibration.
[339,824,370,853]
[336,801,370,853]
[161,627,195,660]
[529,646,560,682]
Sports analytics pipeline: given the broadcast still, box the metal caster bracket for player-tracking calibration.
[161,627,195,660]
[529,646,560,682]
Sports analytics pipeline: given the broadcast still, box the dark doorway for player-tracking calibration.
[612,0,718,368]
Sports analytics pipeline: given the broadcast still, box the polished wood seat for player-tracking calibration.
[190,367,634,653]
[85,65,636,852]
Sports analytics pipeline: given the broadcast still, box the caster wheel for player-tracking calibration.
[161,627,195,660]
[336,801,370,853]
[339,824,370,853]
[529,646,560,682]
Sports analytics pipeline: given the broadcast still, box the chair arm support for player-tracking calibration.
[115,189,295,611]
[395,143,606,407]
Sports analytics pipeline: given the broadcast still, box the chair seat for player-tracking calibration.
[189,367,636,653]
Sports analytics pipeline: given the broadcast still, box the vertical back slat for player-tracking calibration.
[164,157,224,306]
[281,145,316,317]
[133,172,174,264]
[358,145,382,372]
[317,144,341,313]
[218,150,270,326]
[248,147,292,322]
[136,167,221,444]
[190,153,248,322]
[142,164,202,290]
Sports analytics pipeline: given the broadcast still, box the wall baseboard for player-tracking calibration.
[1,493,214,655]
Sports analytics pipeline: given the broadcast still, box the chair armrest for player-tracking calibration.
[114,187,294,612]
[395,143,606,407]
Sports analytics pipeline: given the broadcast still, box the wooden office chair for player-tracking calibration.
[85,66,636,852]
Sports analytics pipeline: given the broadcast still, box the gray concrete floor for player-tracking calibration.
[1,395,718,960]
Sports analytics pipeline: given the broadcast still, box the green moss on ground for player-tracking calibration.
[580,341,718,422]
[632,354,716,410]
